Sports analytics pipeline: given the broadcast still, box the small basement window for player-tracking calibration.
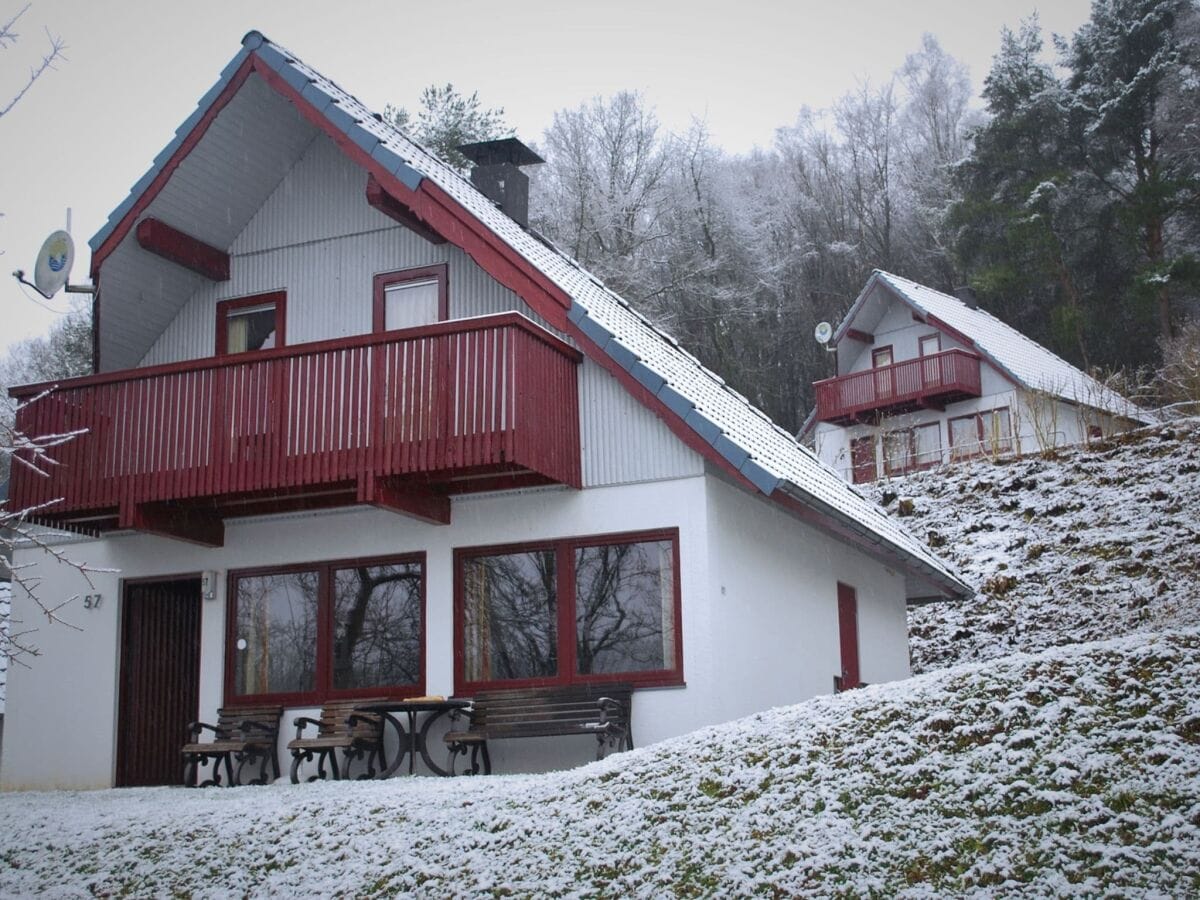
[216,292,285,355]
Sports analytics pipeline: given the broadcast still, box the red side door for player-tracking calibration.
[850,437,876,484]
[836,582,861,692]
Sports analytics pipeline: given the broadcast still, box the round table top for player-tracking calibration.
[356,698,471,713]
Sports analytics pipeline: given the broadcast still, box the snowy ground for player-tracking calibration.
[0,629,1197,896]
[863,418,1200,673]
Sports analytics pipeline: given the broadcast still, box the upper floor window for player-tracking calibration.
[216,291,286,355]
[872,346,894,368]
[455,529,682,691]
[373,264,448,332]
[919,333,941,357]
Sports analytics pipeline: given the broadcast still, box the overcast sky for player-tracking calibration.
[0,0,1093,356]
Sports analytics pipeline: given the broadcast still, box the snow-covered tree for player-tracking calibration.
[383,83,511,172]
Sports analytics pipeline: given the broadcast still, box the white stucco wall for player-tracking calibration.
[704,475,909,719]
[2,475,718,789]
[1,467,919,790]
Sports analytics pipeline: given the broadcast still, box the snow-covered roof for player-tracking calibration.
[88,33,969,602]
[851,271,1154,422]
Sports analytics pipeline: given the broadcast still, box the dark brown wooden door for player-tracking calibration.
[116,578,201,787]
[836,582,861,692]
[850,437,877,484]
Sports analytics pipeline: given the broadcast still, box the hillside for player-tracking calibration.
[863,418,1200,673]
[0,629,1197,896]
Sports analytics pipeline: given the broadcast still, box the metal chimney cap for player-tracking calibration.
[457,138,544,168]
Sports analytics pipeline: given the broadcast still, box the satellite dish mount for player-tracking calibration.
[12,211,96,299]
[814,321,836,353]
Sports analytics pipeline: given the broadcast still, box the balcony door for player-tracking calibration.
[872,346,894,399]
[116,577,201,787]
[919,333,942,388]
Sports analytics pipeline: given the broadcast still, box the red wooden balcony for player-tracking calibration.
[814,349,982,425]
[7,313,582,545]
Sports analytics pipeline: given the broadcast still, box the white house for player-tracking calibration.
[803,271,1153,483]
[1,34,968,791]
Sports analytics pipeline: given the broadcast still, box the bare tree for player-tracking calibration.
[0,4,103,676]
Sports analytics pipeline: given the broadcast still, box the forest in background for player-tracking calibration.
[4,0,1199,439]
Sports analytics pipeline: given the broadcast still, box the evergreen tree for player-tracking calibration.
[383,84,511,172]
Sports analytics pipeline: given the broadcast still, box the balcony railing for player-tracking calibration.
[814,349,982,425]
[8,313,582,541]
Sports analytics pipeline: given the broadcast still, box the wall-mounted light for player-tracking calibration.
[200,571,219,601]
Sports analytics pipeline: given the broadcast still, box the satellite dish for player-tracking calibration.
[814,321,834,345]
[33,230,74,298]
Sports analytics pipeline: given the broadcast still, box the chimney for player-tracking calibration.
[457,138,545,227]
[954,285,979,309]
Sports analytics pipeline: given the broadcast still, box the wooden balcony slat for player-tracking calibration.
[814,349,982,424]
[8,315,582,530]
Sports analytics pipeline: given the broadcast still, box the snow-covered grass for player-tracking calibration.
[1,629,1199,897]
[864,418,1200,673]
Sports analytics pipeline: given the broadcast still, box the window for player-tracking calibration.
[883,423,941,475]
[949,407,1012,461]
[373,264,448,332]
[919,333,941,357]
[216,292,285,355]
[872,346,894,368]
[227,554,424,703]
[456,530,682,690]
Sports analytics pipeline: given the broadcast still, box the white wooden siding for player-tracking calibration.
[139,133,701,488]
[579,360,703,487]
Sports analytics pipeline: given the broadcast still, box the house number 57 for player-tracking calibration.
[83,594,103,610]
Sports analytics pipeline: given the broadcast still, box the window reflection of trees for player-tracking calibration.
[333,564,421,689]
[463,551,557,682]
[234,571,318,695]
[575,541,672,674]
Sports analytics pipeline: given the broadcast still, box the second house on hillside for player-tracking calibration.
[802,271,1154,484]
[2,34,970,791]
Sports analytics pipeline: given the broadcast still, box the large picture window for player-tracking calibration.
[949,407,1013,461]
[883,422,941,475]
[227,554,424,704]
[455,530,682,691]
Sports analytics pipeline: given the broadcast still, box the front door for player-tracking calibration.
[116,577,202,787]
[850,436,877,484]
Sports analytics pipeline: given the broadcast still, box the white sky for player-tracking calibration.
[0,0,1091,356]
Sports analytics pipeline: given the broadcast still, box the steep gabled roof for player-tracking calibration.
[89,32,970,602]
[845,271,1155,422]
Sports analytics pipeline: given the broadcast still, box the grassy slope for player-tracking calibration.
[1,631,1198,897]
[864,419,1200,673]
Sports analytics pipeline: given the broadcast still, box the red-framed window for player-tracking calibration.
[948,407,1013,461]
[225,553,425,705]
[871,345,894,368]
[918,333,941,357]
[216,291,286,355]
[454,529,683,692]
[372,263,449,332]
[883,422,942,475]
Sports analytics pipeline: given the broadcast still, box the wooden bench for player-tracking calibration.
[444,684,633,775]
[181,705,282,787]
[287,698,386,783]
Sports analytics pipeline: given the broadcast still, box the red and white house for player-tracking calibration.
[2,34,969,790]
[803,271,1154,484]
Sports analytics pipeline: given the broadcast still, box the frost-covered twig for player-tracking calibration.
[0,5,66,119]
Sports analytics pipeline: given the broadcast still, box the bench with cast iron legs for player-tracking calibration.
[181,704,282,787]
[444,684,633,775]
